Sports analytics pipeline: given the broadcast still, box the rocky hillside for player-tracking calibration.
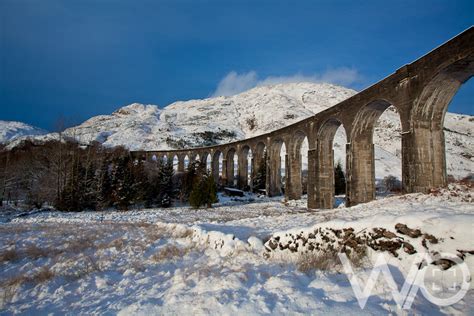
[2,82,473,179]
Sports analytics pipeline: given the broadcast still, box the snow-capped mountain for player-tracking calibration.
[3,82,473,179]
[59,83,355,151]
[0,120,47,144]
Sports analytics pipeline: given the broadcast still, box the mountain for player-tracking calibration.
[57,83,354,151]
[0,120,47,144]
[3,82,473,179]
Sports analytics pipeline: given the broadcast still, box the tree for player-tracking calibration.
[252,152,267,192]
[204,173,218,208]
[110,155,136,211]
[383,175,401,192]
[334,161,346,195]
[157,159,175,207]
[96,159,113,210]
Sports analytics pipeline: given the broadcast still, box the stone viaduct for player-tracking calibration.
[132,27,473,209]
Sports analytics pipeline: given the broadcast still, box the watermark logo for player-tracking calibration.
[338,252,470,309]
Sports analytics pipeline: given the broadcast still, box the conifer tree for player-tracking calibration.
[253,152,267,192]
[111,155,136,211]
[204,173,218,208]
[334,161,346,195]
[96,159,112,210]
[158,159,175,207]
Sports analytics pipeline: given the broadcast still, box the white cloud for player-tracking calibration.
[211,71,258,97]
[211,67,361,97]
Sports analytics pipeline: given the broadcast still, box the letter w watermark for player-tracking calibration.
[338,252,470,310]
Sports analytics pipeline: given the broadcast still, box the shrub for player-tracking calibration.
[383,175,402,192]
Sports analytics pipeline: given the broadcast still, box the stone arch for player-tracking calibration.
[172,154,179,171]
[405,56,474,192]
[268,138,287,196]
[308,118,348,209]
[183,154,190,169]
[251,141,267,193]
[225,148,237,186]
[212,150,223,183]
[348,100,399,206]
[202,152,212,172]
[238,145,252,190]
[286,130,307,200]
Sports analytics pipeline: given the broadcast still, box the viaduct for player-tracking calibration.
[132,27,473,209]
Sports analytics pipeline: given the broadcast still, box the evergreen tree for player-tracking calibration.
[158,159,175,207]
[131,158,149,204]
[253,152,267,192]
[111,155,136,211]
[188,162,210,208]
[96,159,112,210]
[204,173,218,208]
[334,161,346,195]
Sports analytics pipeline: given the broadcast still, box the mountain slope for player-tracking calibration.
[0,120,47,144]
[63,83,355,150]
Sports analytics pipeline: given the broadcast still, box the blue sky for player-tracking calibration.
[1,0,473,130]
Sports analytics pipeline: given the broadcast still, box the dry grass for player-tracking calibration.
[24,244,50,260]
[1,267,55,307]
[31,267,55,283]
[108,238,127,251]
[0,248,20,263]
[0,220,196,308]
[151,244,190,262]
[296,247,367,273]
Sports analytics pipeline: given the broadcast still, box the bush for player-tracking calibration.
[189,171,218,209]
[383,175,401,192]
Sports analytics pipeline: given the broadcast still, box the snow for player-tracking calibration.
[1,186,473,314]
[0,120,47,144]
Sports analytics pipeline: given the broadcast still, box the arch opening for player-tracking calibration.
[184,155,190,169]
[312,118,348,209]
[212,151,223,185]
[238,145,252,191]
[287,130,307,200]
[268,138,286,197]
[252,142,267,194]
[205,153,212,172]
[349,100,401,206]
[172,155,179,172]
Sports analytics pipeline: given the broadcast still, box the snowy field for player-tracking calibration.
[1,185,473,315]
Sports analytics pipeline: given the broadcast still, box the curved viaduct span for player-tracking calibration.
[132,27,474,209]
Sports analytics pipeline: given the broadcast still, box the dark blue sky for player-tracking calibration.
[1,0,473,130]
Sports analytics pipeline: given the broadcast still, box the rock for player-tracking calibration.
[267,239,278,250]
[383,231,397,239]
[403,242,417,254]
[432,259,456,270]
[423,233,438,244]
[345,238,358,249]
[395,223,422,238]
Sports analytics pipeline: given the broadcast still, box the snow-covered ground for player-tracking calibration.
[1,185,473,315]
